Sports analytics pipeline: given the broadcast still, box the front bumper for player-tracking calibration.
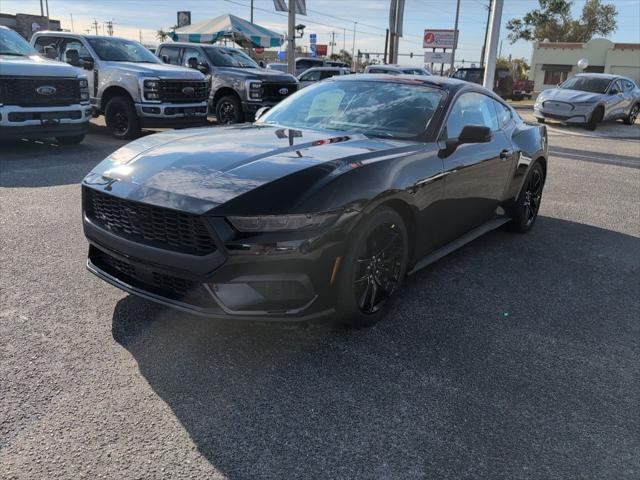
[83,207,350,322]
[0,104,92,139]
[534,103,593,124]
[135,102,208,129]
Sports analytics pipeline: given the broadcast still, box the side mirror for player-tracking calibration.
[43,45,57,59]
[259,60,265,68]
[197,62,209,74]
[255,106,271,121]
[458,125,492,144]
[82,57,94,70]
[609,88,619,95]
[161,54,170,64]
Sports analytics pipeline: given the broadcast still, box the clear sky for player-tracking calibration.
[2,0,639,66]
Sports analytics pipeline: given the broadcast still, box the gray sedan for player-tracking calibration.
[534,73,640,130]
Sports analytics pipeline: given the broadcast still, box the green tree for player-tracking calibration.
[156,30,169,42]
[511,57,530,80]
[329,49,353,66]
[506,0,617,44]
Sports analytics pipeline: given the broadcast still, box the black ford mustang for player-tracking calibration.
[83,74,547,327]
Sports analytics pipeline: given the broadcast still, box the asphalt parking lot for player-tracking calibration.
[1,118,639,479]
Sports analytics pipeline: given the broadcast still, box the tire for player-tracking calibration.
[55,134,85,145]
[623,103,639,125]
[507,162,545,233]
[536,118,545,124]
[335,207,409,328]
[215,94,244,124]
[104,95,141,139]
[585,107,603,131]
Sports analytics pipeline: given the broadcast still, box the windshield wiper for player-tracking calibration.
[0,52,26,56]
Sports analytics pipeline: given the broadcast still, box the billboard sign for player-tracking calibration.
[424,51,452,64]
[316,44,328,56]
[177,11,191,27]
[423,29,458,49]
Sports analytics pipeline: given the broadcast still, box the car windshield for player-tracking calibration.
[258,80,445,139]
[0,28,36,56]
[205,47,257,68]
[560,76,612,93]
[401,68,429,75]
[87,37,159,63]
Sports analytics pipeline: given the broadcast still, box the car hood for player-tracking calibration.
[83,125,419,215]
[539,88,604,103]
[102,61,204,80]
[217,66,297,83]
[0,54,83,77]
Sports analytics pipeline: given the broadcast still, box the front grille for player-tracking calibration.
[0,77,80,107]
[84,188,217,256]
[262,83,297,102]
[158,80,208,103]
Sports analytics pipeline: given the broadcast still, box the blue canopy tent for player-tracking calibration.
[171,14,284,49]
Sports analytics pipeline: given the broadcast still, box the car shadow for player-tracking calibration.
[111,216,640,479]
[550,145,640,169]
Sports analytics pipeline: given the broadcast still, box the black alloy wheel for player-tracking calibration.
[507,162,545,233]
[336,207,408,328]
[586,107,603,131]
[105,96,140,139]
[624,104,639,125]
[215,95,244,124]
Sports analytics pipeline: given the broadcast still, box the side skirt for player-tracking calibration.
[407,217,511,276]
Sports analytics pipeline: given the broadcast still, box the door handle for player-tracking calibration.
[500,149,513,160]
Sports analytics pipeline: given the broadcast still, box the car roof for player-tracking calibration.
[33,31,132,42]
[305,66,347,71]
[330,73,468,89]
[574,72,620,80]
[158,42,237,50]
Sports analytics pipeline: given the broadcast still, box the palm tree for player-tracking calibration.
[156,30,168,42]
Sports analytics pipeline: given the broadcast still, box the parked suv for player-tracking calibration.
[452,67,514,99]
[0,26,91,143]
[157,42,298,124]
[31,32,208,138]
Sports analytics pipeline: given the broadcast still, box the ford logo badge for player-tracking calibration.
[36,85,57,96]
[181,86,195,96]
[279,87,289,95]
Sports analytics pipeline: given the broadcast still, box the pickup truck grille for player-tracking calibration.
[0,77,80,107]
[262,83,297,103]
[158,80,208,103]
[84,187,217,256]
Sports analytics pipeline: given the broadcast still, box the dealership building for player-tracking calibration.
[0,13,61,40]
[529,38,640,93]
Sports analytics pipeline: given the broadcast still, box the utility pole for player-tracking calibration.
[330,31,336,56]
[139,30,142,43]
[394,0,404,64]
[483,0,503,89]
[287,0,296,75]
[45,0,49,18]
[388,0,397,64]
[105,20,114,36]
[450,0,461,74]
[70,14,75,32]
[383,28,389,64]
[343,28,346,52]
[250,0,254,23]
[92,19,99,35]
[480,0,493,68]
[351,21,357,71]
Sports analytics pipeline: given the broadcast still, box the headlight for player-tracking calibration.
[79,79,88,88]
[246,80,262,101]
[144,80,159,89]
[249,81,262,90]
[227,212,341,232]
[142,78,161,102]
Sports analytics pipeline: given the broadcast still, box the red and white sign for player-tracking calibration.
[316,44,328,56]
[423,29,458,49]
[254,47,265,54]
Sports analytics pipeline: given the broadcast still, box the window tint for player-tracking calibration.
[33,36,59,57]
[182,47,205,67]
[445,92,499,139]
[160,46,180,65]
[319,70,339,80]
[560,75,610,93]
[301,70,321,82]
[60,39,91,65]
[494,100,512,128]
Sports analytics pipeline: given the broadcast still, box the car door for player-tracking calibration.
[606,80,626,119]
[438,91,515,242]
[621,80,636,116]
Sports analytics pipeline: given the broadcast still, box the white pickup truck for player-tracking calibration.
[31,32,209,139]
[0,26,91,144]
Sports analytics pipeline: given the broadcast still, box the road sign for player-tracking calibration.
[423,29,458,49]
[177,11,191,27]
[310,33,317,57]
[424,51,452,63]
[316,44,327,56]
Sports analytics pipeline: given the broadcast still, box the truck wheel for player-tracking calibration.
[55,134,85,145]
[215,95,244,124]
[105,96,141,139]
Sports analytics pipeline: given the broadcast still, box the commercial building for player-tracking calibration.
[0,13,61,41]
[529,38,640,93]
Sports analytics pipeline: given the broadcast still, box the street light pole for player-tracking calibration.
[480,0,493,68]
[482,0,503,90]
[351,21,357,71]
[287,0,296,75]
[450,0,461,74]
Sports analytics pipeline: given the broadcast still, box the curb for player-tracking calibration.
[545,124,640,141]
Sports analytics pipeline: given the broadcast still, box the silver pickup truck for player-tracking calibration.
[0,26,91,144]
[31,32,209,139]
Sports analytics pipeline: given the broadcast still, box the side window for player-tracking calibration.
[622,80,634,92]
[33,36,60,58]
[297,60,313,71]
[445,92,499,139]
[60,39,91,66]
[301,70,321,82]
[494,100,512,129]
[319,70,337,80]
[182,47,205,68]
[159,46,181,65]
[610,80,623,94]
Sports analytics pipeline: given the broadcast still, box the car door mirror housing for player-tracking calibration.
[82,57,94,70]
[197,63,209,74]
[161,54,169,64]
[458,125,492,144]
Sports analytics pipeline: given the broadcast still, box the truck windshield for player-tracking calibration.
[204,47,257,68]
[0,27,37,56]
[87,37,159,63]
[258,80,445,139]
[560,76,612,94]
